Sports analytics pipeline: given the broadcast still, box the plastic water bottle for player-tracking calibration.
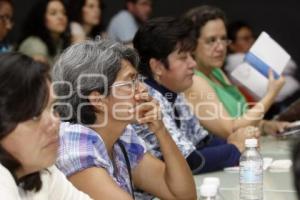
[203,177,222,200]
[199,183,217,200]
[239,138,263,200]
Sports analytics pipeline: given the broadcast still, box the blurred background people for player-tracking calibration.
[0,52,92,199]
[66,0,103,44]
[225,20,300,119]
[18,0,70,66]
[0,0,13,53]
[107,0,152,45]
[227,20,255,54]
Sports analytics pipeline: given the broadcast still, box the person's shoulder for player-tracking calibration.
[20,36,46,47]
[42,165,67,183]
[108,10,135,27]
[70,22,85,36]
[114,10,134,20]
[57,123,109,176]
[185,74,217,103]
[58,122,104,156]
[189,74,211,92]
[0,164,14,181]
[0,164,20,199]
[60,122,99,137]
[18,36,48,56]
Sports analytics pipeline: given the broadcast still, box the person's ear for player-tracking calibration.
[88,91,107,112]
[149,58,164,79]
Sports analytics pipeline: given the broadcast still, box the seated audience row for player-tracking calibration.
[183,6,290,138]
[1,3,298,200]
[51,15,259,199]
[53,39,196,200]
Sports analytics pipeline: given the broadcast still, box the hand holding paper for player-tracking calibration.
[266,70,285,98]
[231,32,291,99]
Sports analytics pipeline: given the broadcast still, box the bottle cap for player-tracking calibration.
[245,138,258,147]
[199,184,218,197]
[203,177,220,188]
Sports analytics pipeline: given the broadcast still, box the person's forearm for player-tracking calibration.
[233,93,276,131]
[155,127,196,200]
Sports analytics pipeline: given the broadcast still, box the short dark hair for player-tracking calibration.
[66,0,103,38]
[133,17,196,79]
[184,5,227,39]
[227,20,253,42]
[0,52,50,192]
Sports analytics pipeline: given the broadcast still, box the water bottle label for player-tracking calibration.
[240,161,263,184]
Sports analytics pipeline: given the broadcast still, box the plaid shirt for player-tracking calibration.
[133,79,209,159]
[56,122,148,198]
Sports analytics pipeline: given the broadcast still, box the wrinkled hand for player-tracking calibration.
[262,120,291,135]
[266,70,285,97]
[132,92,165,134]
[228,126,260,152]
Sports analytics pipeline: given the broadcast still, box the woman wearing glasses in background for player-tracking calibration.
[53,39,196,200]
[0,53,92,199]
[183,5,290,138]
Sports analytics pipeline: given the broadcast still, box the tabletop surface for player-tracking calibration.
[194,136,298,200]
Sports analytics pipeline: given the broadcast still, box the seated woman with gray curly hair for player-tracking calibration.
[53,39,196,200]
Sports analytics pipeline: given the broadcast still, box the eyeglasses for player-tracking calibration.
[110,75,145,98]
[200,36,232,49]
[0,15,13,25]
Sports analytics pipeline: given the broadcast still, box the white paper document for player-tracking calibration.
[231,31,291,99]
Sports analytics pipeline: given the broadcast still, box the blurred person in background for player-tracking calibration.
[0,52,92,200]
[225,20,300,119]
[18,0,70,66]
[67,0,103,44]
[0,0,13,53]
[107,0,152,45]
[227,21,255,54]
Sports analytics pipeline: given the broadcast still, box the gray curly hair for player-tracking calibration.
[52,39,139,125]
